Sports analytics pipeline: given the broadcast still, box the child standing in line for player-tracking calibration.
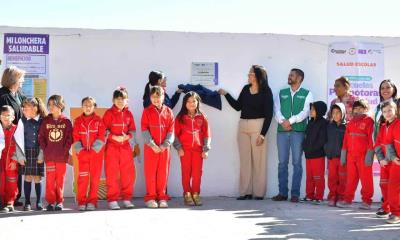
[337,99,375,210]
[39,95,73,211]
[103,88,139,210]
[374,101,399,218]
[301,101,328,205]
[73,97,106,211]
[174,92,211,206]
[324,103,347,207]
[14,98,48,211]
[0,106,18,212]
[141,86,174,208]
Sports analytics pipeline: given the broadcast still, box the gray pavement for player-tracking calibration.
[0,197,399,240]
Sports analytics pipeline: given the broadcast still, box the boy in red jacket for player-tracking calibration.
[73,97,106,211]
[103,87,139,210]
[174,92,211,206]
[374,101,399,218]
[0,106,18,213]
[39,95,73,211]
[337,99,374,210]
[141,86,174,208]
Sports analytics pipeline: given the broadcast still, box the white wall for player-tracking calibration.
[1,26,400,201]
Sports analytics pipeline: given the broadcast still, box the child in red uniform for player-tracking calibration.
[337,99,374,210]
[0,106,18,213]
[374,101,399,218]
[103,88,139,210]
[73,97,106,211]
[385,104,400,224]
[141,86,174,208]
[301,101,328,205]
[174,92,211,206]
[39,95,73,211]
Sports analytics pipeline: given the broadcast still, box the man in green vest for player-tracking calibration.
[272,68,313,203]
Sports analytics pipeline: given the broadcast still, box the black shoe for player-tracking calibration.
[14,201,23,207]
[55,203,63,211]
[23,204,31,211]
[236,195,253,200]
[254,197,264,200]
[46,204,55,211]
[376,209,390,218]
[272,194,288,201]
[290,196,300,203]
[36,202,43,211]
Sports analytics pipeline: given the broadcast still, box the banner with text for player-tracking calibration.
[3,33,49,102]
[327,42,384,110]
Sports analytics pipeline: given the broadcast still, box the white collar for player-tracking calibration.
[290,86,302,95]
[27,115,40,121]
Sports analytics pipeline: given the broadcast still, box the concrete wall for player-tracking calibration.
[1,26,400,201]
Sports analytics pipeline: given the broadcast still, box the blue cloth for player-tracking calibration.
[277,131,305,197]
[22,117,42,148]
[178,84,222,110]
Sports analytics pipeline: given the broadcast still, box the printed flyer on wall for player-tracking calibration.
[3,33,49,102]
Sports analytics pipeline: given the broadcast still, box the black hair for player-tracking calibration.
[113,87,128,99]
[379,79,397,102]
[176,91,202,123]
[291,68,305,82]
[352,99,369,110]
[252,65,270,93]
[150,86,165,97]
[143,71,164,100]
[0,105,15,116]
[48,95,66,112]
[81,96,97,107]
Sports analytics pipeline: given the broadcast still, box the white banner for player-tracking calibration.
[327,42,384,110]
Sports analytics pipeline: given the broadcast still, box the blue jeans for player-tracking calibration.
[277,131,305,197]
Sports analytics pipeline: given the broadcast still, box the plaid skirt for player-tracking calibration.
[19,147,44,176]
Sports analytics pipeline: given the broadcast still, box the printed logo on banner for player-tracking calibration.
[331,49,346,54]
[349,48,356,55]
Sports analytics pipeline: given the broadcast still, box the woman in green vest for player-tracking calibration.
[218,65,274,200]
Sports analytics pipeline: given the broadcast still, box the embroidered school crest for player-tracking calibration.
[49,128,63,142]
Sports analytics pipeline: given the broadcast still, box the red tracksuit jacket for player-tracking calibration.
[375,118,400,161]
[174,113,211,152]
[341,114,374,163]
[73,113,106,150]
[141,105,174,147]
[103,105,136,146]
[38,114,73,163]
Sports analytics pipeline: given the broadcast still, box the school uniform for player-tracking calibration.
[174,113,211,194]
[102,105,137,202]
[141,104,174,202]
[303,101,328,201]
[341,113,374,205]
[73,113,105,206]
[0,124,18,205]
[38,114,73,206]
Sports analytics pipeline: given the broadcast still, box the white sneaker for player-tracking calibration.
[145,200,158,208]
[336,201,352,208]
[123,200,135,209]
[78,205,86,211]
[108,201,120,210]
[359,202,371,210]
[158,200,168,208]
[86,203,96,211]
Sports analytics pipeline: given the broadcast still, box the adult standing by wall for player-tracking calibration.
[218,65,273,200]
[373,79,397,140]
[272,68,313,203]
[143,71,182,109]
[328,77,358,122]
[0,66,27,207]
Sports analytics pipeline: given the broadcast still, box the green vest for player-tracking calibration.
[277,87,309,132]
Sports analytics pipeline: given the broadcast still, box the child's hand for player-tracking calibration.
[394,158,400,166]
[122,134,130,142]
[151,145,162,153]
[202,151,208,159]
[380,160,388,167]
[159,145,167,152]
[112,135,124,143]
[133,144,141,157]
[178,148,184,157]
[67,156,74,166]
[256,136,264,146]
[8,162,16,170]
[37,159,44,164]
